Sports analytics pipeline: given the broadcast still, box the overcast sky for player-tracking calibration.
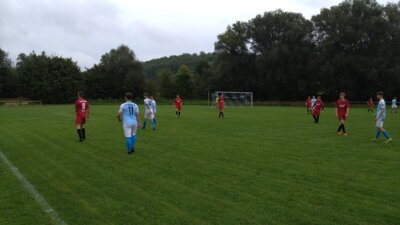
[0,0,394,69]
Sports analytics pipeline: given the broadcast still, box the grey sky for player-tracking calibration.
[0,0,394,69]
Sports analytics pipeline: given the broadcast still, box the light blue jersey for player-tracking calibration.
[144,98,152,113]
[311,97,317,108]
[376,99,386,120]
[151,100,157,113]
[119,101,139,125]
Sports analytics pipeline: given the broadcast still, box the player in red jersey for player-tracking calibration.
[312,96,324,124]
[336,92,350,136]
[367,97,374,112]
[174,95,182,118]
[218,94,225,118]
[306,96,312,114]
[75,91,89,142]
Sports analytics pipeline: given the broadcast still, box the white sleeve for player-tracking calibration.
[118,104,124,113]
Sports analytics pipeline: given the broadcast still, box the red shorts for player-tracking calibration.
[337,115,347,121]
[218,106,224,111]
[76,114,86,125]
[175,106,182,111]
[313,111,321,116]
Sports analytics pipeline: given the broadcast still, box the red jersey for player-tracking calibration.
[75,98,89,116]
[306,99,312,108]
[368,99,374,107]
[174,98,182,108]
[313,99,324,115]
[218,96,225,109]
[336,99,350,116]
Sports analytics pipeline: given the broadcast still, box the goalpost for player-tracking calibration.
[209,91,253,107]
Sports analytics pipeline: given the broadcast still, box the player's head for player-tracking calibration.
[376,91,384,99]
[143,93,149,98]
[312,96,315,99]
[176,94,180,98]
[317,96,321,100]
[307,96,311,99]
[125,92,133,101]
[339,92,345,99]
[78,91,84,98]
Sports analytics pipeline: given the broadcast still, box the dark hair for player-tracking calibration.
[143,93,149,97]
[78,91,84,97]
[376,91,384,96]
[340,92,345,96]
[125,92,133,100]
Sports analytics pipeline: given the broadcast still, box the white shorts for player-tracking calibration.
[144,112,154,120]
[376,119,384,128]
[123,124,137,137]
[392,105,398,109]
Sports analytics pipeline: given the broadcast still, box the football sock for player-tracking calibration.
[126,137,133,153]
[219,112,222,118]
[131,135,136,151]
[337,125,342,132]
[316,116,320,123]
[313,115,317,122]
[376,131,381,139]
[383,131,391,139]
[82,128,86,139]
[77,129,83,140]
[342,125,346,133]
[222,112,224,118]
[153,118,157,125]
[179,111,181,116]
[143,120,147,128]
[151,119,156,129]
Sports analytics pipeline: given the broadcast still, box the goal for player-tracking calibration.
[209,91,253,107]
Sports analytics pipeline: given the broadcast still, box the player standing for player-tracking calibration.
[391,97,398,113]
[372,91,392,143]
[218,94,225,118]
[142,93,155,130]
[336,92,350,136]
[117,92,140,154]
[174,95,183,118]
[367,97,374,112]
[150,95,157,129]
[312,96,324,124]
[305,96,312,114]
[75,91,89,142]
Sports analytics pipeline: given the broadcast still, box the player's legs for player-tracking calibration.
[376,120,392,142]
[76,116,85,142]
[124,125,137,154]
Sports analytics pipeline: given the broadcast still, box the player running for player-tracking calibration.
[312,96,324,124]
[372,91,393,143]
[311,96,317,109]
[75,91,89,142]
[142,93,155,130]
[368,97,374,112]
[150,95,157,128]
[336,92,350,136]
[391,97,398,113]
[218,94,225,118]
[117,92,140,154]
[174,95,183,118]
[305,96,312,114]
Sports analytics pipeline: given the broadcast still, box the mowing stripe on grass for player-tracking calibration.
[0,150,68,225]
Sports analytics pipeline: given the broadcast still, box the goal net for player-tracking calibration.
[209,91,253,107]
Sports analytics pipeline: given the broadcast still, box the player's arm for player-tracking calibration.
[117,105,123,122]
[86,103,90,119]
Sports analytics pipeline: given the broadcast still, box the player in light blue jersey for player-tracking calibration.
[372,91,392,143]
[150,95,157,127]
[117,92,141,154]
[142,93,155,130]
[311,96,317,109]
[391,97,398,113]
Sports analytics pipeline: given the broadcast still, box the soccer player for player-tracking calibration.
[311,96,317,109]
[174,95,182,118]
[391,97,398,113]
[117,92,140,154]
[142,93,155,130]
[150,95,157,128]
[218,94,225,118]
[312,96,324,124]
[367,97,374,113]
[336,92,350,136]
[372,91,393,143]
[75,91,89,142]
[305,96,312,114]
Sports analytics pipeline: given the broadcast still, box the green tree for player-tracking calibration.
[175,65,194,98]
[0,49,18,98]
[158,69,175,99]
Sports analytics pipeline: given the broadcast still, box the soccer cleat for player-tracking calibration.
[343,133,348,136]
[337,132,342,136]
[385,138,393,144]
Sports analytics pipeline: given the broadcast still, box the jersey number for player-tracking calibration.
[128,107,134,116]
[81,103,86,110]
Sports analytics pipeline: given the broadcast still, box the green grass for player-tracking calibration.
[0,105,399,225]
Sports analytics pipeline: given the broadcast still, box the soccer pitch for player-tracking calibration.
[0,105,399,225]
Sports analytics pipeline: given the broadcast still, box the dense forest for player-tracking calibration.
[1,0,400,103]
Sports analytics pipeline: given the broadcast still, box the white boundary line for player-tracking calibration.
[0,150,68,225]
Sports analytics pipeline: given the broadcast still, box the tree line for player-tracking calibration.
[1,0,400,103]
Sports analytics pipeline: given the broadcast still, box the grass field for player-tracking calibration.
[0,105,399,225]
